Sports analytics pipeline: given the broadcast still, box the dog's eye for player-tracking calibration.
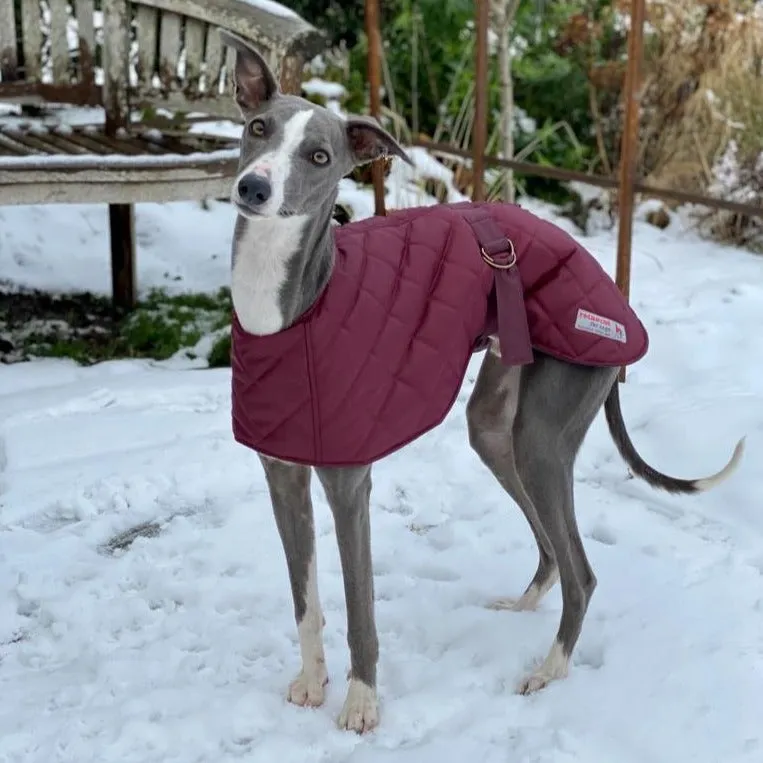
[311,149,330,166]
[249,119,265,137]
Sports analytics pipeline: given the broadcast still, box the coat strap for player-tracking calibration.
[461,206,534,367]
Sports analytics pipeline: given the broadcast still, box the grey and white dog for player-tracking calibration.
[221,31,745,734]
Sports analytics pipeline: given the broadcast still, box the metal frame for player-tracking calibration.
[363,0,763,382]
[363,0,649,254]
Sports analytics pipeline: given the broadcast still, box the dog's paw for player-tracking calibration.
[487,596,533,612]
[488,573,559,613]
[287,665,328,707]
[337,679,378,734]
[516,671,558,695]
[515,640,569,695]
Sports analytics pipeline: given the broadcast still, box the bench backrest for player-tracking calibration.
[0,0,326,125]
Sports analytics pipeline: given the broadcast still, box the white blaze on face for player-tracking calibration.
[239,108,315,216]
[230,109,316,336]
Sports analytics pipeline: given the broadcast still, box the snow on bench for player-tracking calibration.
[0,0,326,307]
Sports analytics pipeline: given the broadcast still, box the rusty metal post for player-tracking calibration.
[365,0,386,216]
[472,0,489,202]
[615,0,646,381]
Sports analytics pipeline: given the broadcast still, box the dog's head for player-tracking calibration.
[219,30,413,220]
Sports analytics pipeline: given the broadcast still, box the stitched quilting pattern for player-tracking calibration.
[456,202,649,366]
[230,202,648,467]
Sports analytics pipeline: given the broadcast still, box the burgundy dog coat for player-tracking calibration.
[231,201,648,467]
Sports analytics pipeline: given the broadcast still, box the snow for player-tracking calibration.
[0,201,236,295]
[708,140,763,204]
[0,148,239,170]
[301,78,347,100]
[0,146,465,296]
[240,0,301,21]
[1,161,763,761]
[0,107,104,129]
[189,120,245,140]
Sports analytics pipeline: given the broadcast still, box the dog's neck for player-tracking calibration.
[230,190,338,335]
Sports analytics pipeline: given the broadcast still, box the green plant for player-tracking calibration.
[3,288,233,366]
[207,333,232,368]
[286,0,405,48]
[510,1,607,183]
[340,0,600,200]
[350,0,476,139]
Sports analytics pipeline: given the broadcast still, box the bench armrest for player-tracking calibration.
[132,0,327,61]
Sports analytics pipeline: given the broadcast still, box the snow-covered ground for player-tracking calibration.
[1,160,762,761]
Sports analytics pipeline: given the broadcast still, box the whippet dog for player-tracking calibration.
[220,30,744,733]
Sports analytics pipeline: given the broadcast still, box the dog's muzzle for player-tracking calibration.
[237,173,272,210]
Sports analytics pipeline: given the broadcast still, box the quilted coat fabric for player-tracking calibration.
[231,201,648,467]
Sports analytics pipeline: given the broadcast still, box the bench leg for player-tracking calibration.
[108,203,136,309]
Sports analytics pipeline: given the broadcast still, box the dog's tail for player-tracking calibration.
[604,381,745,494]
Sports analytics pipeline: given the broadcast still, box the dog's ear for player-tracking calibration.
[219,29,279,113]
[345,116,414,167]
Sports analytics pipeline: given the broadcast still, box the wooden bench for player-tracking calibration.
[0,0,326,307]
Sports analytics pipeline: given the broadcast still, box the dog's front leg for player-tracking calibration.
[316,465,379,734]
[259,455,328,707]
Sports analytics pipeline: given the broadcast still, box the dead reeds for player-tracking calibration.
[569,0,763,247]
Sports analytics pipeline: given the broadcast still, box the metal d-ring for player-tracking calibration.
[480,238,517,270]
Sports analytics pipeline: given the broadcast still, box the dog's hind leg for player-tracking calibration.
[315,464,379,734]
[260,455,328,708]
[510,355,618,694]
[466,350,558,612]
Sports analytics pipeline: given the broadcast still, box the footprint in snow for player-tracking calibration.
[586,522,617,546]
[411,565,460,583]
[575,640,606,670]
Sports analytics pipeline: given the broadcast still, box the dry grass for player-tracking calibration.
[576,0,763,246]
[422,0,763,219]
[365,0,763,247]
[583,0,761,195]
[634,1,763,194]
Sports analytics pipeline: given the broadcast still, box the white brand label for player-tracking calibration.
[574,308,627,343]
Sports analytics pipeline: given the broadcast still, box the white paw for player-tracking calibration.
[516,670,559,695]
[287,665,328,707]
[337,678,379,734]
[488,573,559,613]
[515,639,569,695]
[487,596,533,612]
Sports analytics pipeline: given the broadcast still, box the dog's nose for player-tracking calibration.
[237,174,272,206]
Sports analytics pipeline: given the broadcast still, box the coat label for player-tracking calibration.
[574,308,627,343]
